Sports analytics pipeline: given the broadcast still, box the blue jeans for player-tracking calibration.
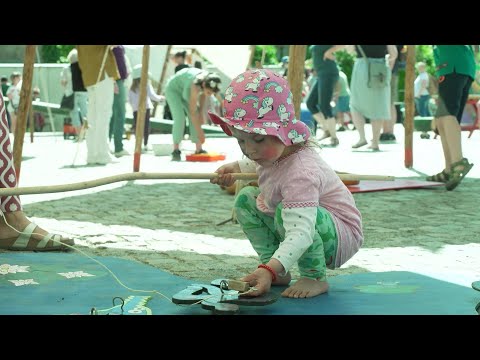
[415,95,431,117]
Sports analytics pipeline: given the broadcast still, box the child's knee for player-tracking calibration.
[234,186,259,208]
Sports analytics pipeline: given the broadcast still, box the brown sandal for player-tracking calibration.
[426,169,450,183]
[445,158,473,191]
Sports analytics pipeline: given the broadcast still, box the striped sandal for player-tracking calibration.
[426,169,450,183]
[0,223,74,251]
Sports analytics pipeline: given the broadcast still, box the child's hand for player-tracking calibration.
[239,268,272,297]
[210,162,240,187]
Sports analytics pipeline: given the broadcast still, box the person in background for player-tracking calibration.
[68,48,88,138]
[128,64,165,152]
[280,56,289,78]
[414,61,431,117]
[173,51,190,73]
[165,67,221,161]
[306,45,340,146]
[380,45,404,142]
[209,69,363,299]
[163,51,191,121]
[77,45,120,165]
[426,45,475,190]
[109,45,130,158]
[60,53,81,136]
[1,76,11,129]
[332,66,351,131]
[6,72,22,133]
[348,45,398,151]
[31,87,45,132]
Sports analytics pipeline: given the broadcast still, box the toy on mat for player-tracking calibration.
[172,278,277,314]
[89,296,152,315]
[185,152,226,162]
[472,281,480,315]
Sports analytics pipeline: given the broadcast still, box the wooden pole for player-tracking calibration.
[133,45,150,172]
[404,45,416,168]
[13,45,36,182]
[152,44,172,117]
[247,45,256,70]
[287,45,307,121]
[29,102,34,143]
[0,172,394,197]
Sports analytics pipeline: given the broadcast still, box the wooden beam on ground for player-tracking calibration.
[0,172,394,197]
[133,45,150,172]
[152,44,172,117]
[287,45,307,121]
[404,45,416,168]
[13,45,36,182]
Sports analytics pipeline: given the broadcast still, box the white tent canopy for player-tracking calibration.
[123,45,251,89]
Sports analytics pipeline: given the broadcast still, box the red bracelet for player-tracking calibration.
[258,264,277,282]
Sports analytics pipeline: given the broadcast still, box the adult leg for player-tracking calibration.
[319,73,339,145]
[86,76,114,165]
[370,120,383,150]
[306,79,328,139]
[166,87,187,151]
[351,111,367,148]
[112,79,126,153]
[0,95,73,250]
[70,93,82,135]
[143,109,151,147]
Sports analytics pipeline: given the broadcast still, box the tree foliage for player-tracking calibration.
[39,45,75,63]
[252,45,278,66]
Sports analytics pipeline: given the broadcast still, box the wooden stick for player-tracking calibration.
[152,44,172,117]
[404,45,415,168]
[287,45,307,121]
[133,45,150,172]
[0,172,394,197]
[13,45,36,182]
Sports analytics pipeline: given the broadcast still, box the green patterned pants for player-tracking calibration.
[234,186,338,281]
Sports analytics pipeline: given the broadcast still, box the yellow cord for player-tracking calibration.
[0,212,218,307]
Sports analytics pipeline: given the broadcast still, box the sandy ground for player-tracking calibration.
[3,124,480,290]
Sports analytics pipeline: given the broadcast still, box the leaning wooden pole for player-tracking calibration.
[133,45,150,172]
[152,44,172,117]
[287,45,307,121]
[0,172,394,197]
[247,45,256,70]
[404,45,416,168]
[13,45,36,182]
[29,102,34,143]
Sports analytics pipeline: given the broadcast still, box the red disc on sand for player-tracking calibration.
[185,153,226,162]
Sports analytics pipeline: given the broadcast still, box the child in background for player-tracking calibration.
[6,72,22,133]
[128,64,165,151]
[414,61,431,117]
[209,69,363,298]
[1,76,12,129]
[332,68,351,131]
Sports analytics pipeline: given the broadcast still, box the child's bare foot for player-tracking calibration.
[272,271,291,286]
[281,278,329,298]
